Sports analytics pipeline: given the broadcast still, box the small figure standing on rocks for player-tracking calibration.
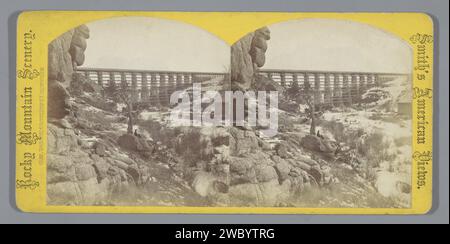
[316,130,324,139]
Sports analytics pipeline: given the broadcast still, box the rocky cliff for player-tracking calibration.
[48,25,90,120]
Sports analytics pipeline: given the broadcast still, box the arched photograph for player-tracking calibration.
[46,17,231,206]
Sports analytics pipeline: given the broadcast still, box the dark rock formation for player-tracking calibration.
[47,81,71,119]
[117,133,152,153]
[300,134,337,154]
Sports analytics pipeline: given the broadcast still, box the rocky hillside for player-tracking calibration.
[48,79,408,207]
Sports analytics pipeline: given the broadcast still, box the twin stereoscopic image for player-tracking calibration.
[47,17,413,208]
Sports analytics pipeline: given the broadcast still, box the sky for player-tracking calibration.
[81,17,412,74]
[82,17,230,73]
[263,19,413,74]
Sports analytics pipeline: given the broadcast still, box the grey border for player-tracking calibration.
[1,0,448,224]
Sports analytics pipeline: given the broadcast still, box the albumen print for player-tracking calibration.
[46,16,414,209]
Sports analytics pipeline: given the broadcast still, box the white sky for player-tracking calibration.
[263,19,412,74]
[82,17,230,73]
[81,17,412,74]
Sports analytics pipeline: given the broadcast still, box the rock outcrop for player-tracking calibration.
[172,125,336,206]
[48,25,90,119]
[300,134,337,155]
[231,27,271,91]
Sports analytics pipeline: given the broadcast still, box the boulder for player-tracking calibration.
[94,142,107,157]
[229,156,257,184]
[275,143,289,159]
[289,167,305,177]
[75,164,97,181]
[48,81,71,119]
[255,165,278,183]
[321,165,334,185]
[300,134,336,153]
[74,24,90,38]
[229,127,260,156]
[117,133,151,152]
[297,155,320,167]
[192,171,228,197]
[274,159,291,182]
[258,139,272,151]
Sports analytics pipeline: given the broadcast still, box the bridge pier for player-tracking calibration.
[314,73,322,108]
[359,74,368,99]
[160,73,168,106]
[280,73,286,87]
[299,73,306,90]
[150,74,160,106]
[333,74,343,107]
[304,74,311,95]
[176,74,183,90]
[342,75,352,105]
[324,74,332,106]
[350,74,359,103]
[373,74,380,87]
[120,72,127,90]
[141,73,149,102]
[96,71,103,86]
[167,74,175,105]
[131,73,138,102]
[108,72,115,89]
[292,73,299,87]
[84,70,90,80]
[184,73,189,88]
